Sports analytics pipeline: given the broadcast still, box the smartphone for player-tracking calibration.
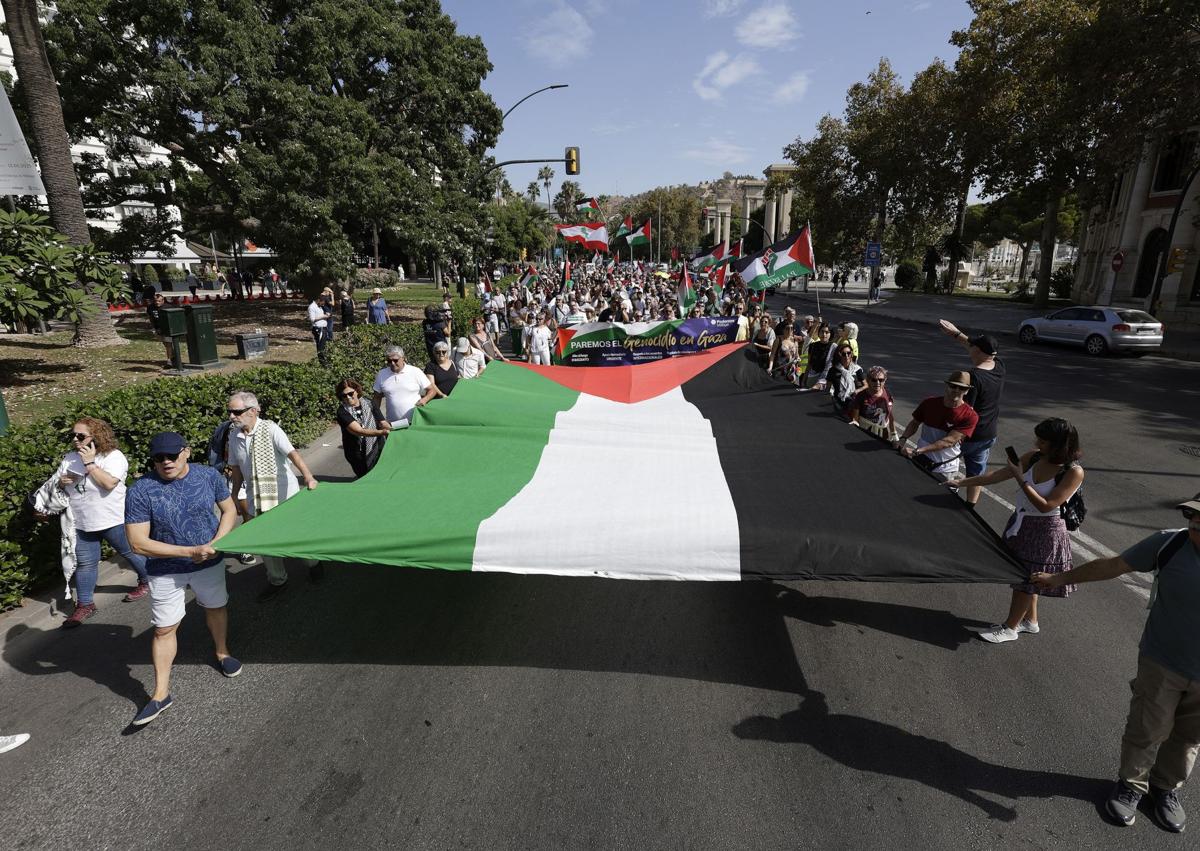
[1005,445,1020,466]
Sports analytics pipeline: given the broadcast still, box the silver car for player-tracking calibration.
[1017,306,1164,356]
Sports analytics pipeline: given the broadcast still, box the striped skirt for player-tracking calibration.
[1005,512,1075,598]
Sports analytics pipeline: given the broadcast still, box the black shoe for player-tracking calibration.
[1106,780,1142,826]
[257,581,288,603]
[1151,786,1187,833]
[308,562,325,583]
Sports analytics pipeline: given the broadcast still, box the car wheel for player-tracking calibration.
[1084,334,1109,356]
[1018,325,1037,345]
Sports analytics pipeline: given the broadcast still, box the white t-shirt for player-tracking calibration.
[373,364,431,425]
[529,325,553,353]
[227,419,299,516]
[307,301,328,328]
[56,449,129,532]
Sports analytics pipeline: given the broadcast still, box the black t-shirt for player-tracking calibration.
[806,340,834,375]
[422,318,447,350]
[966,358,1005,442]
[335,402,386,463]
[598,307,616,323]
[425,360,459,397]
[146,302,162,333]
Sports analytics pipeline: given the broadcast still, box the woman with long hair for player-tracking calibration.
[334,379,391,478]
[948,417,1084,643]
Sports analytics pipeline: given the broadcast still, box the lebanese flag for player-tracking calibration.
[217,347,1024,583]
[625,219,651,247]
[555,222,609,252]
[732,225,815,290]
[576,197,601,217]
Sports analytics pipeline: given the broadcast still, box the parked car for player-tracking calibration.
[1017,306,1164,356]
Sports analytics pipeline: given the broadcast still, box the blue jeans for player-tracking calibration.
[961,436,997,478]
[74,525,148,605]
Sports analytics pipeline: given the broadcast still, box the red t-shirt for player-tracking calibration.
[912,396,978,439]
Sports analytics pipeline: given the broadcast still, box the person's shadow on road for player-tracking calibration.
[772,587,987,651]
[733,689,1109,822]
[3,621,148,707]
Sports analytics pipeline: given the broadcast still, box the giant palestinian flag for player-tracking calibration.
[217,346,1024,584]
[733,225,815,290]
[556,222,609,252]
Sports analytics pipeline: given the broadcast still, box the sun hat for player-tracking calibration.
[945,371,972,389]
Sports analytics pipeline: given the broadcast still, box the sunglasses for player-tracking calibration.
[340,390,357,398]
[868,378,886,383]
[151,450,183,464]
[387,358,403,363]
[1183,508,1198,521]
[70,432,90,442]
[227,406,252,416]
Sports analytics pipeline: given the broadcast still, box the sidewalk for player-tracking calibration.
[0,423,351,658]
[770,278,1200,363]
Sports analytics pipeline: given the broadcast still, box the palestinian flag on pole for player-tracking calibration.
[613,215,633,240]
[516,267,538,292]
[555,222,609,252]
[625,219,652,247]
[576,197,601,218]
[717,240,742,268]
[691,242,726,270]
[677,264,696,311]
[563,257,573,290]
[712,264,727,299]
[732,225,816,291]
[217,347,1024,584]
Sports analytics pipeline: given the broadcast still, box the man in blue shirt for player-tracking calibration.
[1034,493,1200,833]
[125,432,240,726]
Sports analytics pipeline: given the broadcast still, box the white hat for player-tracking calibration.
[456,337,471,354]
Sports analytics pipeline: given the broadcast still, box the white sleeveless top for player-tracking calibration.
[1006,466,1065,538]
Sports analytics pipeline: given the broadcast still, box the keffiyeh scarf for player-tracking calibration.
[346,402,379,460]
[249,424,280,514]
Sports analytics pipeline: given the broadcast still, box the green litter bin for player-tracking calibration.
[184,304,220,367]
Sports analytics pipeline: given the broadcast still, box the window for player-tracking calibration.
[1051,308,1083,321]
[1117,310,1157,323]
[1151,134,1198,194]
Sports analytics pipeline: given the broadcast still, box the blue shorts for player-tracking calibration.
[961,437,997,478]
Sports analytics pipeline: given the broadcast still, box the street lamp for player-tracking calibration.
[502,84,568,122]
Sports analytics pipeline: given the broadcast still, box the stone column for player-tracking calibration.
[778,189,793,237]
[1101,145,1154,304]
[763,197,777,243]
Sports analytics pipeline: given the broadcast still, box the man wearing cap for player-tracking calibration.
[1032,495,1200,833]
[940,321,1006,507]
[894,371,979,481]
[454,337,486,379]
[366,288,391,324]
[124,432,241,726]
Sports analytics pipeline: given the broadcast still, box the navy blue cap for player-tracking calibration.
[148,432,187,457]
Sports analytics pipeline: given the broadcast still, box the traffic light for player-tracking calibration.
[564,146,580,175]
[1166,247,1188,275]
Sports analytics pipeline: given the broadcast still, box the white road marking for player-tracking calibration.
[979,486,1150,599]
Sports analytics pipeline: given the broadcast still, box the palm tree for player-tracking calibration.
[537,166,554,216]
[526,181,540,202]
[1,0,125,348]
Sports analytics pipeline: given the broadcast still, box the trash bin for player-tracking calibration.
[235,331,269,360]
[183,304,220,367]
[158,307,187,338]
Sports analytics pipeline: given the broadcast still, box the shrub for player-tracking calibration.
[1051,262,1076,300]
[351,267,401,293]
[0,302,476,610]
[894,261,920,291]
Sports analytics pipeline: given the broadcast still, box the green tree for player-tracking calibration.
[489,197,549,262]
[45,0,502,291]
[553,180,583,221]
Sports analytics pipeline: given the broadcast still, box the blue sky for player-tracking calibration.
[441,0,974,198]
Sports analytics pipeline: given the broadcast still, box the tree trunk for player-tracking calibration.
[1034,190,1062,308]
[372,222,380,268]
[2,0,125,348]
[1018,243,1031,283]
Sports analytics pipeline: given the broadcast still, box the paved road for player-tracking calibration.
[2,315,1197,850]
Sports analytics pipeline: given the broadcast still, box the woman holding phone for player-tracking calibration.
[946,417,1084,643]
[51,417,150,626]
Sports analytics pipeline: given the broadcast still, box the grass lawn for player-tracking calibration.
[350,283,442,305]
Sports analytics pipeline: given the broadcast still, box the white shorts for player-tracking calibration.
[486,314,500,333]
[148,562,228,627]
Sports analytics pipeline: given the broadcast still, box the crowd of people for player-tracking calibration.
[10,260,1198,836]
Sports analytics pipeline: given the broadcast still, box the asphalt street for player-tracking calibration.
[2,314,1198,850]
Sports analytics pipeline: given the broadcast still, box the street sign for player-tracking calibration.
[1111,250,1125,273]
[864,242,882,267]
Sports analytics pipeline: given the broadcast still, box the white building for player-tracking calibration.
[0,9,201,269]
[1075,132,1199,329]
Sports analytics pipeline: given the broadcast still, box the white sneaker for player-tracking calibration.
[978,625,1019,644]
[0,733,30,754]
[1017,620,1040,635]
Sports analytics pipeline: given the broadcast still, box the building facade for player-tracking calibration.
[1074,132,1199,329]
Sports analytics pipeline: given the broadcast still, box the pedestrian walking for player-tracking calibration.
[372,346,433,426]
[940,322,1006,508]
[1032,492,1200,833]
[307,292,332,365]
[334,379,391,478]
[224,391,321,601]
[124,432,241,726]
[949,418,1084,643]
[366,288,391,324]
[145,292,175,368]
[424,341,459,400]
[339,288,355,329]
[894,371,979,482]
[48,417,150,627]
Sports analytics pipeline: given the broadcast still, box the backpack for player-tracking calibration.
[1026,452,1087,530]
[1147,529,1190,610]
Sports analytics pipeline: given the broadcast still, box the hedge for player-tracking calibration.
[0,297,479,610]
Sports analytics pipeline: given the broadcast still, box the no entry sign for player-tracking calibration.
[1111,250,1125,273]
